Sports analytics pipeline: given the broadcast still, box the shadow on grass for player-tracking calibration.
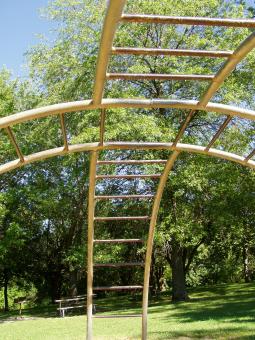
[0,305,58,322]
[160,291,255,324]
[149,328,255,340]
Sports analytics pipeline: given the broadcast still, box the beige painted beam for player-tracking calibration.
[92,1,126,104]
[0,142,254,176]
[142,151,180,340]
[87,151,98,340]
[0,99,255,130]
[173,32,255,145]
[200,32,255,106]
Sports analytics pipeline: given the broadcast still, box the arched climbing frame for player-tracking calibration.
[0,1,255,339]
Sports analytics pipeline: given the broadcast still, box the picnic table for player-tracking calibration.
[55,295,96,317]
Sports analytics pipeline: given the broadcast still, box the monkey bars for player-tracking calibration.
[0,1,255,339]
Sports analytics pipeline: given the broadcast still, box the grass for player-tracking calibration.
[1,283,255,339]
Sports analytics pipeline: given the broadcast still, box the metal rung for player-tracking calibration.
[205,115,232,151]
[93,314,142,318]
[96,174,161,179]
[106,73,214,81]
[121,14,255,28]
[245,149,255,162]
[94,216,150,221]
[97,160,167,165]
[94,239,144,244]
[93,285,143,291]
[94,262,144,268]
[112,47,233,58]
[95,194,154,200]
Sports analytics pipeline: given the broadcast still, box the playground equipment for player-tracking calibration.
[1,1,255,339]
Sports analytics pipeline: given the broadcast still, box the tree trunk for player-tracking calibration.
[69,270,78,297]
[243,243,251,283]
[4,268,9,312]
[50,271,62,303]
[166,241,189,302]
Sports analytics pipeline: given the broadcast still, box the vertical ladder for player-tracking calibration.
[86,151,179,339]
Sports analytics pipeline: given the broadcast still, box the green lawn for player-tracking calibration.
[1,283,255,339]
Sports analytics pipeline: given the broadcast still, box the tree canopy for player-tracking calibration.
[0,0,254,310]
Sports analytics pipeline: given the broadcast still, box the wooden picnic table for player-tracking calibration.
[55,295,96,317]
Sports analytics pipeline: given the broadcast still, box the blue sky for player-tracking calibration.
[0,0,254,78]
[0,0,54,78]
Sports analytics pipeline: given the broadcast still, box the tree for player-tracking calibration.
[1,0,254,307]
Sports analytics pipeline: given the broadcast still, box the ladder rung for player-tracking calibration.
[112,47,233,58]
[97,160,167,165]
[95,194,154,200]
[106,73,214,81]
[121,14,255,28]
[94,262,144,268]
[93,314,142,318]
[96,174,161,179]
[94,216,150,221]
[94,239,144,244]
[93,285,143,291]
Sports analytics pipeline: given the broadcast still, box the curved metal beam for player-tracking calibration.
[87,151,98,340]
[0,142,254,176]
[173,32,255,145]
[0,99,255,130]
[142,151,180,340]
[92,1,126,104]
[200,32,255,107]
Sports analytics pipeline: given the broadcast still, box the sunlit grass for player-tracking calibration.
[1,283,255,339]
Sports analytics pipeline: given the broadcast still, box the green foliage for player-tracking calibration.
[0,0,254,306]
[0,281,37,310]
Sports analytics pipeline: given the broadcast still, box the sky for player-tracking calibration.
[0,0,54,78]
[0,0,254,78]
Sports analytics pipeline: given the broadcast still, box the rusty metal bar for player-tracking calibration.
[5,127,24,162]
[97,159,168,165]
[94,216,150,221]
[107,73,214,81]
[173,110,196,145]
[112,47,233,58]
[99,109,106,146]
[94,239,144,243]
[96,174,161,179]
[59,113,68,151]
[205,115,232,150]
[93,314,142,318]
[94,262,144,268]
[93,285,143,291]
[94,194,154,199]
[121,14,255,28]
[245,149,255,162]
